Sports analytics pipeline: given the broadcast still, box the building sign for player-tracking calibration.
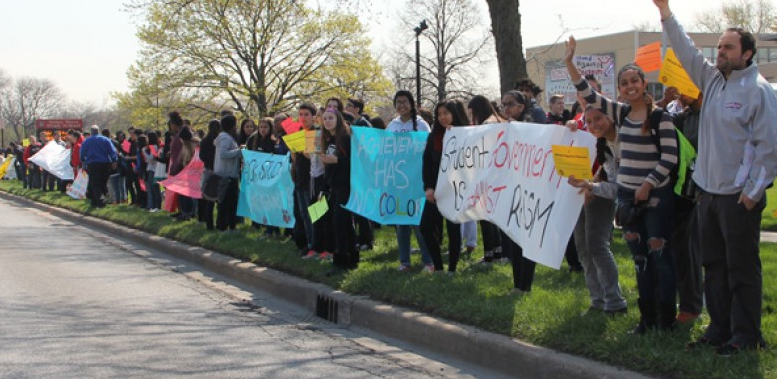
[35,119,83,130]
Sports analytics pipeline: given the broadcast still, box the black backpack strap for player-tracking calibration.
[648,107,667,149]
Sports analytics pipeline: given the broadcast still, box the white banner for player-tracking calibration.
[29,141,74,180]
[435,122,596,269]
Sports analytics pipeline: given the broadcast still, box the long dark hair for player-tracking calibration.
[239,118,254,145]
[221,115,238,141]
[468,95,503,125]
[617,63,654,135]
[205,119,221,140]
[431,100,469,152]
[393,90,418,131]
[319,108,350,155]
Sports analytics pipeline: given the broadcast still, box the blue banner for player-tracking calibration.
[237,150,295,228]
[344,127,427,225]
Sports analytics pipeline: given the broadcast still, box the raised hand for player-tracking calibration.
[564,36,577,63]
[652,0,671,19]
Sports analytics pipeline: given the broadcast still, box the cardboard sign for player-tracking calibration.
[551,145,593,180]
[659,48,701,99]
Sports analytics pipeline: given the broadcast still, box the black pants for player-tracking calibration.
[15,164,26,188]
[672,196,703,314]
[480,221,502,261]
[420,201,461,272]
[502,231,535,291]
[216,178,239,231]
[353,213,374,248]
[697,191,765,347]
[331,193,358,270]
[312,177,335,253]
[198,198,215,230]
[86,162,112,207]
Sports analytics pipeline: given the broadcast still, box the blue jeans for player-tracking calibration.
[145,171,162,210]
[617,185,676,303]
[396,225,431,266]
[109,174,127,203]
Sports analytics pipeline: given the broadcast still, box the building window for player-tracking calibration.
[756,47,776,64]
[701,47,717,63]
[647,83,664,101]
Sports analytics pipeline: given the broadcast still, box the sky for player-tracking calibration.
[0,0,728,106]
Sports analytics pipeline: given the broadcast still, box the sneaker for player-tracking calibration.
[716,343,742,357]
[359,244,373,251]
[604,306,628,316]
[422,264,435,273]
[446,271,456,277]
[149,208,159,213]
[302,250,318,260]
[495,257,510,264]
[686,337,721,350]
[398,264,412,272]
[676,311,700,324]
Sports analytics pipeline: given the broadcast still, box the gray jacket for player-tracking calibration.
[214,132,241,178]
[664,15,777,201]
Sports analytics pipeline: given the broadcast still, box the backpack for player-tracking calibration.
[619,106,697,199]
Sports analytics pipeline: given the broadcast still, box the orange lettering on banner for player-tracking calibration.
[635,41,662,72]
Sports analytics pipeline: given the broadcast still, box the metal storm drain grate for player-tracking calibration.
[315,294,338,323]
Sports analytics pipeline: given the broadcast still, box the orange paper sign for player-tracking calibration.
[635,41,662,72]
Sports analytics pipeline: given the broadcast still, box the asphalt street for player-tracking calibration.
[0,198,508,379]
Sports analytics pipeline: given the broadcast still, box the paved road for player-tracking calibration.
[0,198,507,379]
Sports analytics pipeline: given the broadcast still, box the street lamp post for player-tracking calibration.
[414,20,428,108]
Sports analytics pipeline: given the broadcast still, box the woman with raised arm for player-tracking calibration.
[565,36,678,333]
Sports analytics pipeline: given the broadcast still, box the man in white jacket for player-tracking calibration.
[654,0,777,355]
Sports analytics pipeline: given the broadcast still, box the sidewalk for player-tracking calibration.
[0,190,658,379]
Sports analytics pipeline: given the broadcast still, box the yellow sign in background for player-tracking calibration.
[659,48,700,99]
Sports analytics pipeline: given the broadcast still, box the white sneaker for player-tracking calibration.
[422,264,435,273]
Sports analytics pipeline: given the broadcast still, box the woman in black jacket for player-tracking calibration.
[198,119,220,230]
[420,100,469,275]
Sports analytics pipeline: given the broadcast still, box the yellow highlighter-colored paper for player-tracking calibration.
[304,129,321,154]
[551,145,593,180]
[658,48,700,99]
[308,197,329,223]
[282,130,305,152]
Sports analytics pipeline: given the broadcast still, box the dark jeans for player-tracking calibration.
[145,172,162,210]
[216,178,239,231]
[618,185,676,304]
[179,195,194,217]
[16,164,26,188]
[420,201,461,272]
[697,191,766,347]
[27,167,41,189]
[672,196,703,315]
[86,162,113,207]
[353,213,374,248]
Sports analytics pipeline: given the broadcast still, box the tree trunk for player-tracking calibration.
[485,0,527,94]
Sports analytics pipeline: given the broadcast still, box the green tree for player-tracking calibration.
[127,0,391,118]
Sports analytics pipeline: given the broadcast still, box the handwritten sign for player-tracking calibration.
[282,130,305,153]
[305,129,322,154]
[0,157,13,179]
[435,122,596,269]
[659,48,700,99]
[635,41,662,72]
[159,150,204,199]
[236,150,295,228]
[545,53,617,105]
[308,197,329,223]
[28,141,74,180]
[344,127,428,225]
[551,145,593,179]
[280,117,303,135]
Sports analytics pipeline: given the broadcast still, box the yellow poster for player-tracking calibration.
[304,129,321,154]
[282,130,305,153]
[22,138,30,147]
[0,157,12,178]
[659,48,701,99]
[551,145,593,180]
[308,197,329,223]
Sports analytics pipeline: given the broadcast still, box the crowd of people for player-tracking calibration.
[2,0,775,356]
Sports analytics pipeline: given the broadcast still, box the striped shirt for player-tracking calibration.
[574,78,678,191]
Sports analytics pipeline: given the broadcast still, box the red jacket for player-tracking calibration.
[71,136,84,169]
[22,143,41,165]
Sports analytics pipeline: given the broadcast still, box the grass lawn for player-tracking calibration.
[762,186,777,232]
[2,179,776,379]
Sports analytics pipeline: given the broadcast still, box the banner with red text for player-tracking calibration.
[435,122,596,269]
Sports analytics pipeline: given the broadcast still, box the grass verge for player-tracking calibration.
[2,179,775,379]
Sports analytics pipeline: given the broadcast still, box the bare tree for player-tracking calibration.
[485,0,527,94]
[393,0,493,106]
[0,77,64,141]
[694,0,777,34]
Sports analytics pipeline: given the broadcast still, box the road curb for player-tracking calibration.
[1,191,655,379]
